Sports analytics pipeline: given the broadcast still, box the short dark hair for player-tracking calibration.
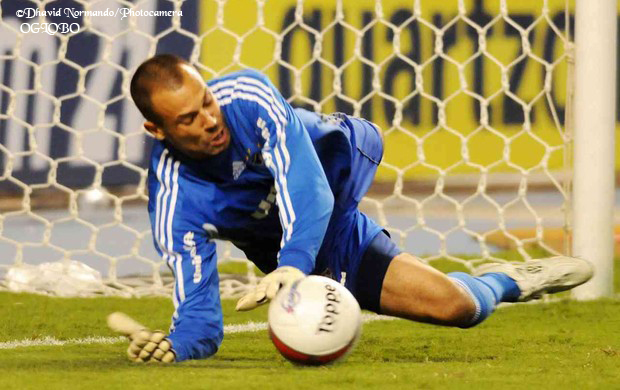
[130,54,189,126]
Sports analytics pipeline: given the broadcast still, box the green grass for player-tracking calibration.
[2,263,620,389]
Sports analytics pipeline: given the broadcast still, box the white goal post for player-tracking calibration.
[0,0,616,299]
[571,0,616,299]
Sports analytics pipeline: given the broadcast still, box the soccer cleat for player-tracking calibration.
[473,256,594,302]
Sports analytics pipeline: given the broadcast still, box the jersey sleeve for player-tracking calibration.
[233,70,334,274]
[147,147,223,361]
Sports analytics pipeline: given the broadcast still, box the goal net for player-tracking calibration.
[0,0,577,297]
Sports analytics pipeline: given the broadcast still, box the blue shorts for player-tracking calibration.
[352,230,401,312]
[314,115,402,312]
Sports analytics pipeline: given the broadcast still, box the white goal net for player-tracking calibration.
[0,0,579,297]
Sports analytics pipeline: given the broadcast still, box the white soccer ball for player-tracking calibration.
[268,275,362,365]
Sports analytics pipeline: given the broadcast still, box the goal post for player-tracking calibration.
[571,0,617,300]
[0,0,617,298]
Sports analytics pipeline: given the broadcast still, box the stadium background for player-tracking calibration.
[1,0,619,191]
[1,0,620,282]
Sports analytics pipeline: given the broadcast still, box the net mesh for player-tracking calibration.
[0,0,573,297]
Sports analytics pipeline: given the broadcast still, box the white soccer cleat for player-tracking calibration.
[474,256,594,302]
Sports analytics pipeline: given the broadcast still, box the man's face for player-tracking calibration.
[147,64,230,158]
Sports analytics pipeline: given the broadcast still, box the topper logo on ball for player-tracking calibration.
[317,284,341,333]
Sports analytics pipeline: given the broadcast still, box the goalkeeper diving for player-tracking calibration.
[113,54,593,363]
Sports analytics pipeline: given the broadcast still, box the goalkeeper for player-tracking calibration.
[122,54,593,363]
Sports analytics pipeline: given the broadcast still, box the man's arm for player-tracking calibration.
[164,235,223,361]
[108,235,221,363]
[243,70,334,273]
[144,147,224,361]
[226,70,334,309]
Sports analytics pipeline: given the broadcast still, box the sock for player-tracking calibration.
[477,272,521,303]
[448,272,521,328]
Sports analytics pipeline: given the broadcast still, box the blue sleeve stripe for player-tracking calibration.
[213,78,287,123]
[158,158,173,259]
[214,87,298,245]
[237,77,287,118]
[211,77,288,122]
[153,148,185,324]
[153,149,170,256]
[168,161,185,302]
[254,148,290,252]
[153,150,180,324]
[210,79,236,94]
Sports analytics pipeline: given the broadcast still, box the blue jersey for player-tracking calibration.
[147,69,381,361]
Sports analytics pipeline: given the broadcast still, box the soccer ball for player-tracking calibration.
[268,275,362,365]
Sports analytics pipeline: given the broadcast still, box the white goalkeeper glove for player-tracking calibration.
[235,266,305,311]
[107,312,176,363]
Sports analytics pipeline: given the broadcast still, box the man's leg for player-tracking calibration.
[378,253,478,326]
[354,231,594,328]
[354,231,517,327]
[377,253,519,327]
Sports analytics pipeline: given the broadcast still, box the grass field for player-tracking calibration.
[2,263,620,389]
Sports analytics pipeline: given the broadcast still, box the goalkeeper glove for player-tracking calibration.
[107,312,176,363]
[235,266,305,311]
[127,329,175,363]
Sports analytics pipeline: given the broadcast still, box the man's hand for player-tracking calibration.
[107,312,176,363]
[236,266,305,311]
[126,329,175,363]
